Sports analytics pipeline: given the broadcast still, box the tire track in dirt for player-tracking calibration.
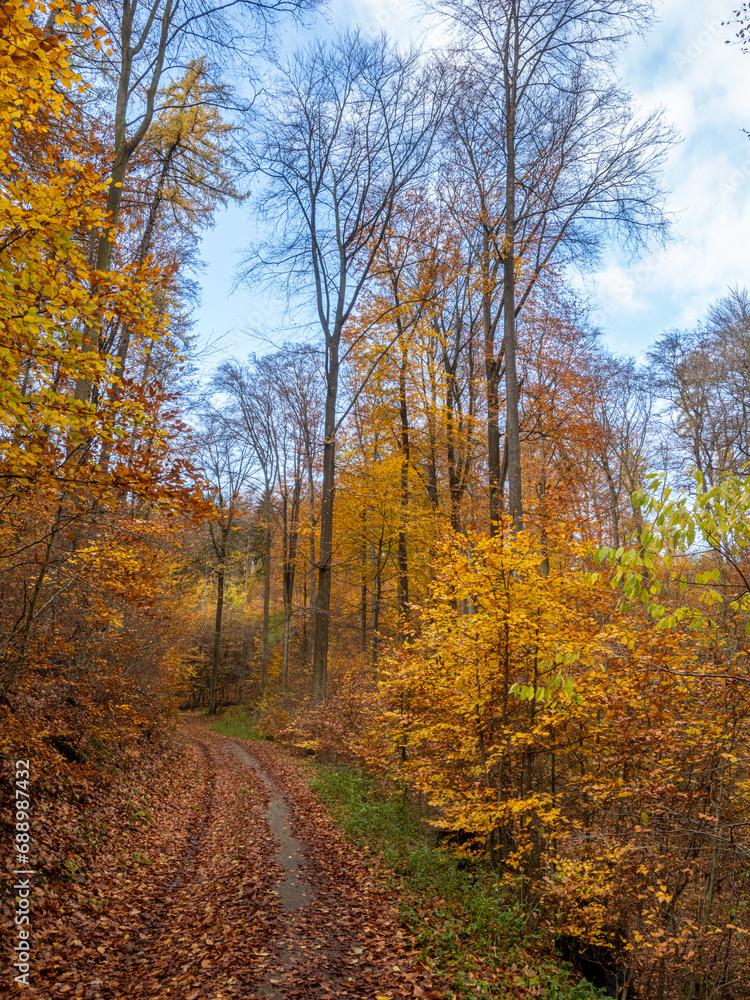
[226,741,311,913]
[222,734,445,1000]
[168,739,215,885]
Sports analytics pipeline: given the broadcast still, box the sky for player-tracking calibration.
[192,0,750,367]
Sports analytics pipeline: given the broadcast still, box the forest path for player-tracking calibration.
[199,723,443,1000]
[28,719,443,1000]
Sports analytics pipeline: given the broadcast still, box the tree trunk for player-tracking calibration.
[306,442,317,669]
[484,222,505,531]
[504,13,523,530]
[301,567,308,661]
[209,533,226,715]
[282,613,292,688]
[426,359,440,511]
[282,473,300,688]
[261,491,272,695]
[312,344,339,700]
[360,508,368,653]
[446,381,463,532]
[538,438,549,577]
[397,335,410,631]
[370,530,383,679]
[244,527,251,601]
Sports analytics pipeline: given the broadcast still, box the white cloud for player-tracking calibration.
[589,0,750,354]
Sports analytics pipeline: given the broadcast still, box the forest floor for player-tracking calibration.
[5,718,447,1000]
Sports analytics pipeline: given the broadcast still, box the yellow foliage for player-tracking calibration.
[365,518,750,979]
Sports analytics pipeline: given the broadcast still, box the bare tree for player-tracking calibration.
[592,354,654,547]
[244,30,444,699]
[198,415,255,714]
[429,0,675,527]
[256,351,307,688]
[277,345,324,669]
[214,360,280,694]
[649,287,750,487]
[438,74,508,529]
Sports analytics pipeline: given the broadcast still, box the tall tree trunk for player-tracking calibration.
[504,12,523,529]
[282,614,292,688]
[312,344,339,700]
[306,441,317,670]
[301,567,308,661]
[244,527,251,601]
[360,508,368,654]
[397,334,410,631]
[446,382,463,532]
[538,438,549,577]
[425,357,440,511]
[282,474,300,688]
[209,533,226,715]
[261,491,272,695]
[484,223,504,531]
[370,528,383,679]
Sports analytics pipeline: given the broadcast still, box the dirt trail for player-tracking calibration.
[225,740,310,913]
[218,729,442,999]
[22,720,443,1000]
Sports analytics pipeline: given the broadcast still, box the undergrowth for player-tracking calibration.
[207,704,265,741]
[310,766,607,1000]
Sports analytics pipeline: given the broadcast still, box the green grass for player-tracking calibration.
[208,704,264,741]
[310,766,607,1000]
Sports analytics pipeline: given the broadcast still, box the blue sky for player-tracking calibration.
[192,0,750,366]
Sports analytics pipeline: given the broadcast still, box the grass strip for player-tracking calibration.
[208,705,265,741]
[310,765,607,1000]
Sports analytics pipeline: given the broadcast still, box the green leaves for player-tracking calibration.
[595,468,750,630]
[509,674,580,707]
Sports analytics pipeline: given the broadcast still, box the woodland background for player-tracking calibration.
[2,1,750,998]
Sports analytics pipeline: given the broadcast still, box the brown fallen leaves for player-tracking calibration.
[2,718,448,999]
[238,736,445,1000]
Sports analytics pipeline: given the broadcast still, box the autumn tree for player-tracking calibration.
[245,30,444,699]
[0,0,205,699]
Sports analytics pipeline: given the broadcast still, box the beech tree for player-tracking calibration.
[71,0,318,402]
[0,0,206,698]
[649,287,750,488]
[245,30,443,699]
[430,0,674,527]
[213,361,280,695]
